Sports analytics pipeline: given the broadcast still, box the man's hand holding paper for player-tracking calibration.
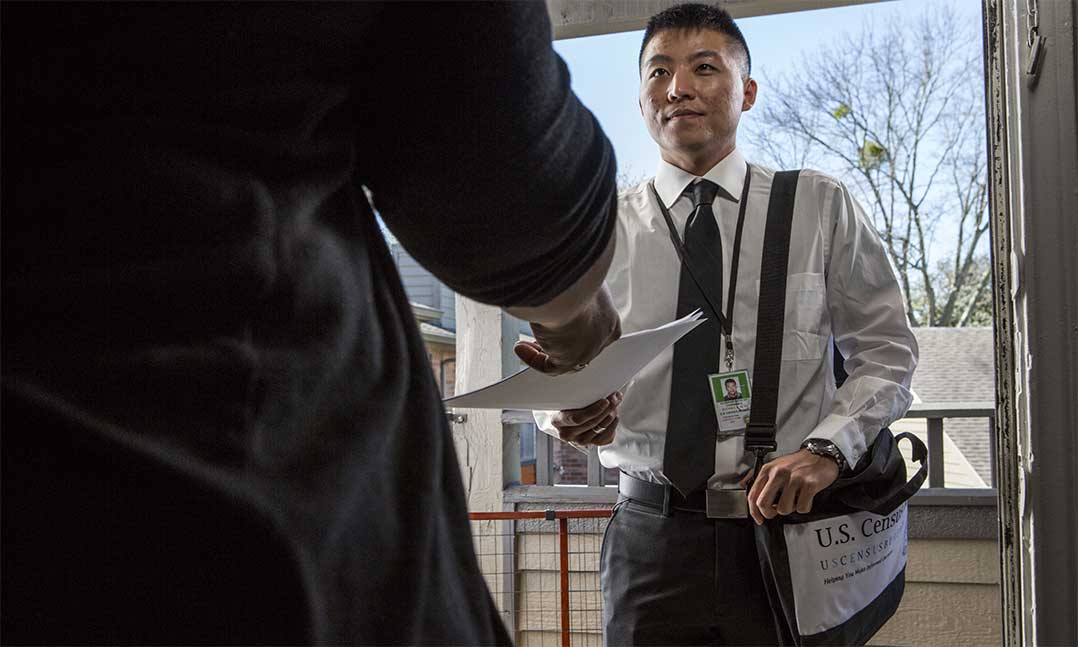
[514,284,622,375]
[443,311,704,411]
[550,391,623,447]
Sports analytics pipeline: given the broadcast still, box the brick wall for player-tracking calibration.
[554,442,589,485]
[427,346,456,397]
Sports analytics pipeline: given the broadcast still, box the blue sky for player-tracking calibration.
[553,0,984,182]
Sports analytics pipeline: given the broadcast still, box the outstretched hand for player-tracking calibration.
[514,284,621,375]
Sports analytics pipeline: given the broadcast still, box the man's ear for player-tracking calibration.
[742,77,758,112]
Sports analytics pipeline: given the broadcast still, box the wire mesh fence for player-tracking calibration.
[469,510,612,647]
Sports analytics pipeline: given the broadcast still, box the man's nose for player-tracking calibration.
[666,69,696,102]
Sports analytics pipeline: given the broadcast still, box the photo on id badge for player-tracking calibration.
[710,370,751,435]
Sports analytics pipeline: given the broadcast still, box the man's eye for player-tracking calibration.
[697,63,716,72]
[650,68,669,78]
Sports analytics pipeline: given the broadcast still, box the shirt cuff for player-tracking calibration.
[533,410,558,437]
[805,413,868,468]
[533,409,589,454]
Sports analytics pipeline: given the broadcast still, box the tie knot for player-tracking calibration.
[691,179,720,207]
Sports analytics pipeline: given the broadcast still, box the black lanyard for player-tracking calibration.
[649,164,752,370]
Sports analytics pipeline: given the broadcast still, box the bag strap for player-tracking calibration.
[744,170,927,516]
[745,170,800,472]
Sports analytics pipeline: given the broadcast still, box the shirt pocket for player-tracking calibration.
[784,272,827,360]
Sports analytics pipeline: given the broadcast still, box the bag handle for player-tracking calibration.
[838,432,928,516]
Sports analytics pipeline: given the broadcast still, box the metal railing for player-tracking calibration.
[902,401,996,488]
[505,401,997,490]
[469,510,611,647]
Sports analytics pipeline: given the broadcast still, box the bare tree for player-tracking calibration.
[744,4,990,327]
[617,171,648,194]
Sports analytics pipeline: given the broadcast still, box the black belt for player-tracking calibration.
[618,472,748,519]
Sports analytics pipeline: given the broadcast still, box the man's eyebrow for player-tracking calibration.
[643,50,722,68]
[642,53,673,68]
[689,50,722,61]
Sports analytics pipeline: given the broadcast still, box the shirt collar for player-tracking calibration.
[653,148,748,209]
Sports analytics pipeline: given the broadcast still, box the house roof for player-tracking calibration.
[420,322,456,346]
[909,326,995,484]
[910,327,995,403]
[410,301,443,323]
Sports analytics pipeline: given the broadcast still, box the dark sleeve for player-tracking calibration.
[357,1,617,308]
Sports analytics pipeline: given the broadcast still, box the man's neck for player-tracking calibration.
[662,141,736,177]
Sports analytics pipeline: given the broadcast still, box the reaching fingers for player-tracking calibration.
[591,416,619,445]
[516,339,580,375]
[554,392,624,431]
[558,410,617,444]
[554,395,623,445]
[592,411,615,432]
[554,404,609,443]
[555,399,610,428]
[514,341,551,372]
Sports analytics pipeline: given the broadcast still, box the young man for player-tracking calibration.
[536,4,917,644]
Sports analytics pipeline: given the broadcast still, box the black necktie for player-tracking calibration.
[664,179,723,497]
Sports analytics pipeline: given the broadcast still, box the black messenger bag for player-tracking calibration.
[746,171,927,646]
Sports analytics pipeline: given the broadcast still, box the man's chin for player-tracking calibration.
[663,135,713,154]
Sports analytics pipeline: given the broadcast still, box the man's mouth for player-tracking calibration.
[666,109,704,122]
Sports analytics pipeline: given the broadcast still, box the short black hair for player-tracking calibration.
[724,378,737,387]
[639,3,751,77]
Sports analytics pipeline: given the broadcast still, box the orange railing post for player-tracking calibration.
[468,509,612,646]
[559,515,570,647]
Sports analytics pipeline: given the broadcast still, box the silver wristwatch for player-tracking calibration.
[801,438,848,471]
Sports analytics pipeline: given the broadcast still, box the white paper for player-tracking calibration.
[444,311,705,411]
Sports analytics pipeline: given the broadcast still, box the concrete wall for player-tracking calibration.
[870,539,1000,647]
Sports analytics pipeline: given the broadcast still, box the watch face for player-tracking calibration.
[806,440,840,461]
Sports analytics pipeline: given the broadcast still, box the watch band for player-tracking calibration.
[802,438,847,471]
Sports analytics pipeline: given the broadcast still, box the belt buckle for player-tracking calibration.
[706,488,748,519]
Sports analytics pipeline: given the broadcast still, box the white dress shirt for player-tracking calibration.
[535,149,918,489]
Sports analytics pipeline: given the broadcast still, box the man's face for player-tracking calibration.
[639,28,756,163]
[725,380,739,398]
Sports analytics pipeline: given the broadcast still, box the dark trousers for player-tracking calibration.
[600,498,783,647]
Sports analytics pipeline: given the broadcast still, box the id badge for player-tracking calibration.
[709,369,752,436]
